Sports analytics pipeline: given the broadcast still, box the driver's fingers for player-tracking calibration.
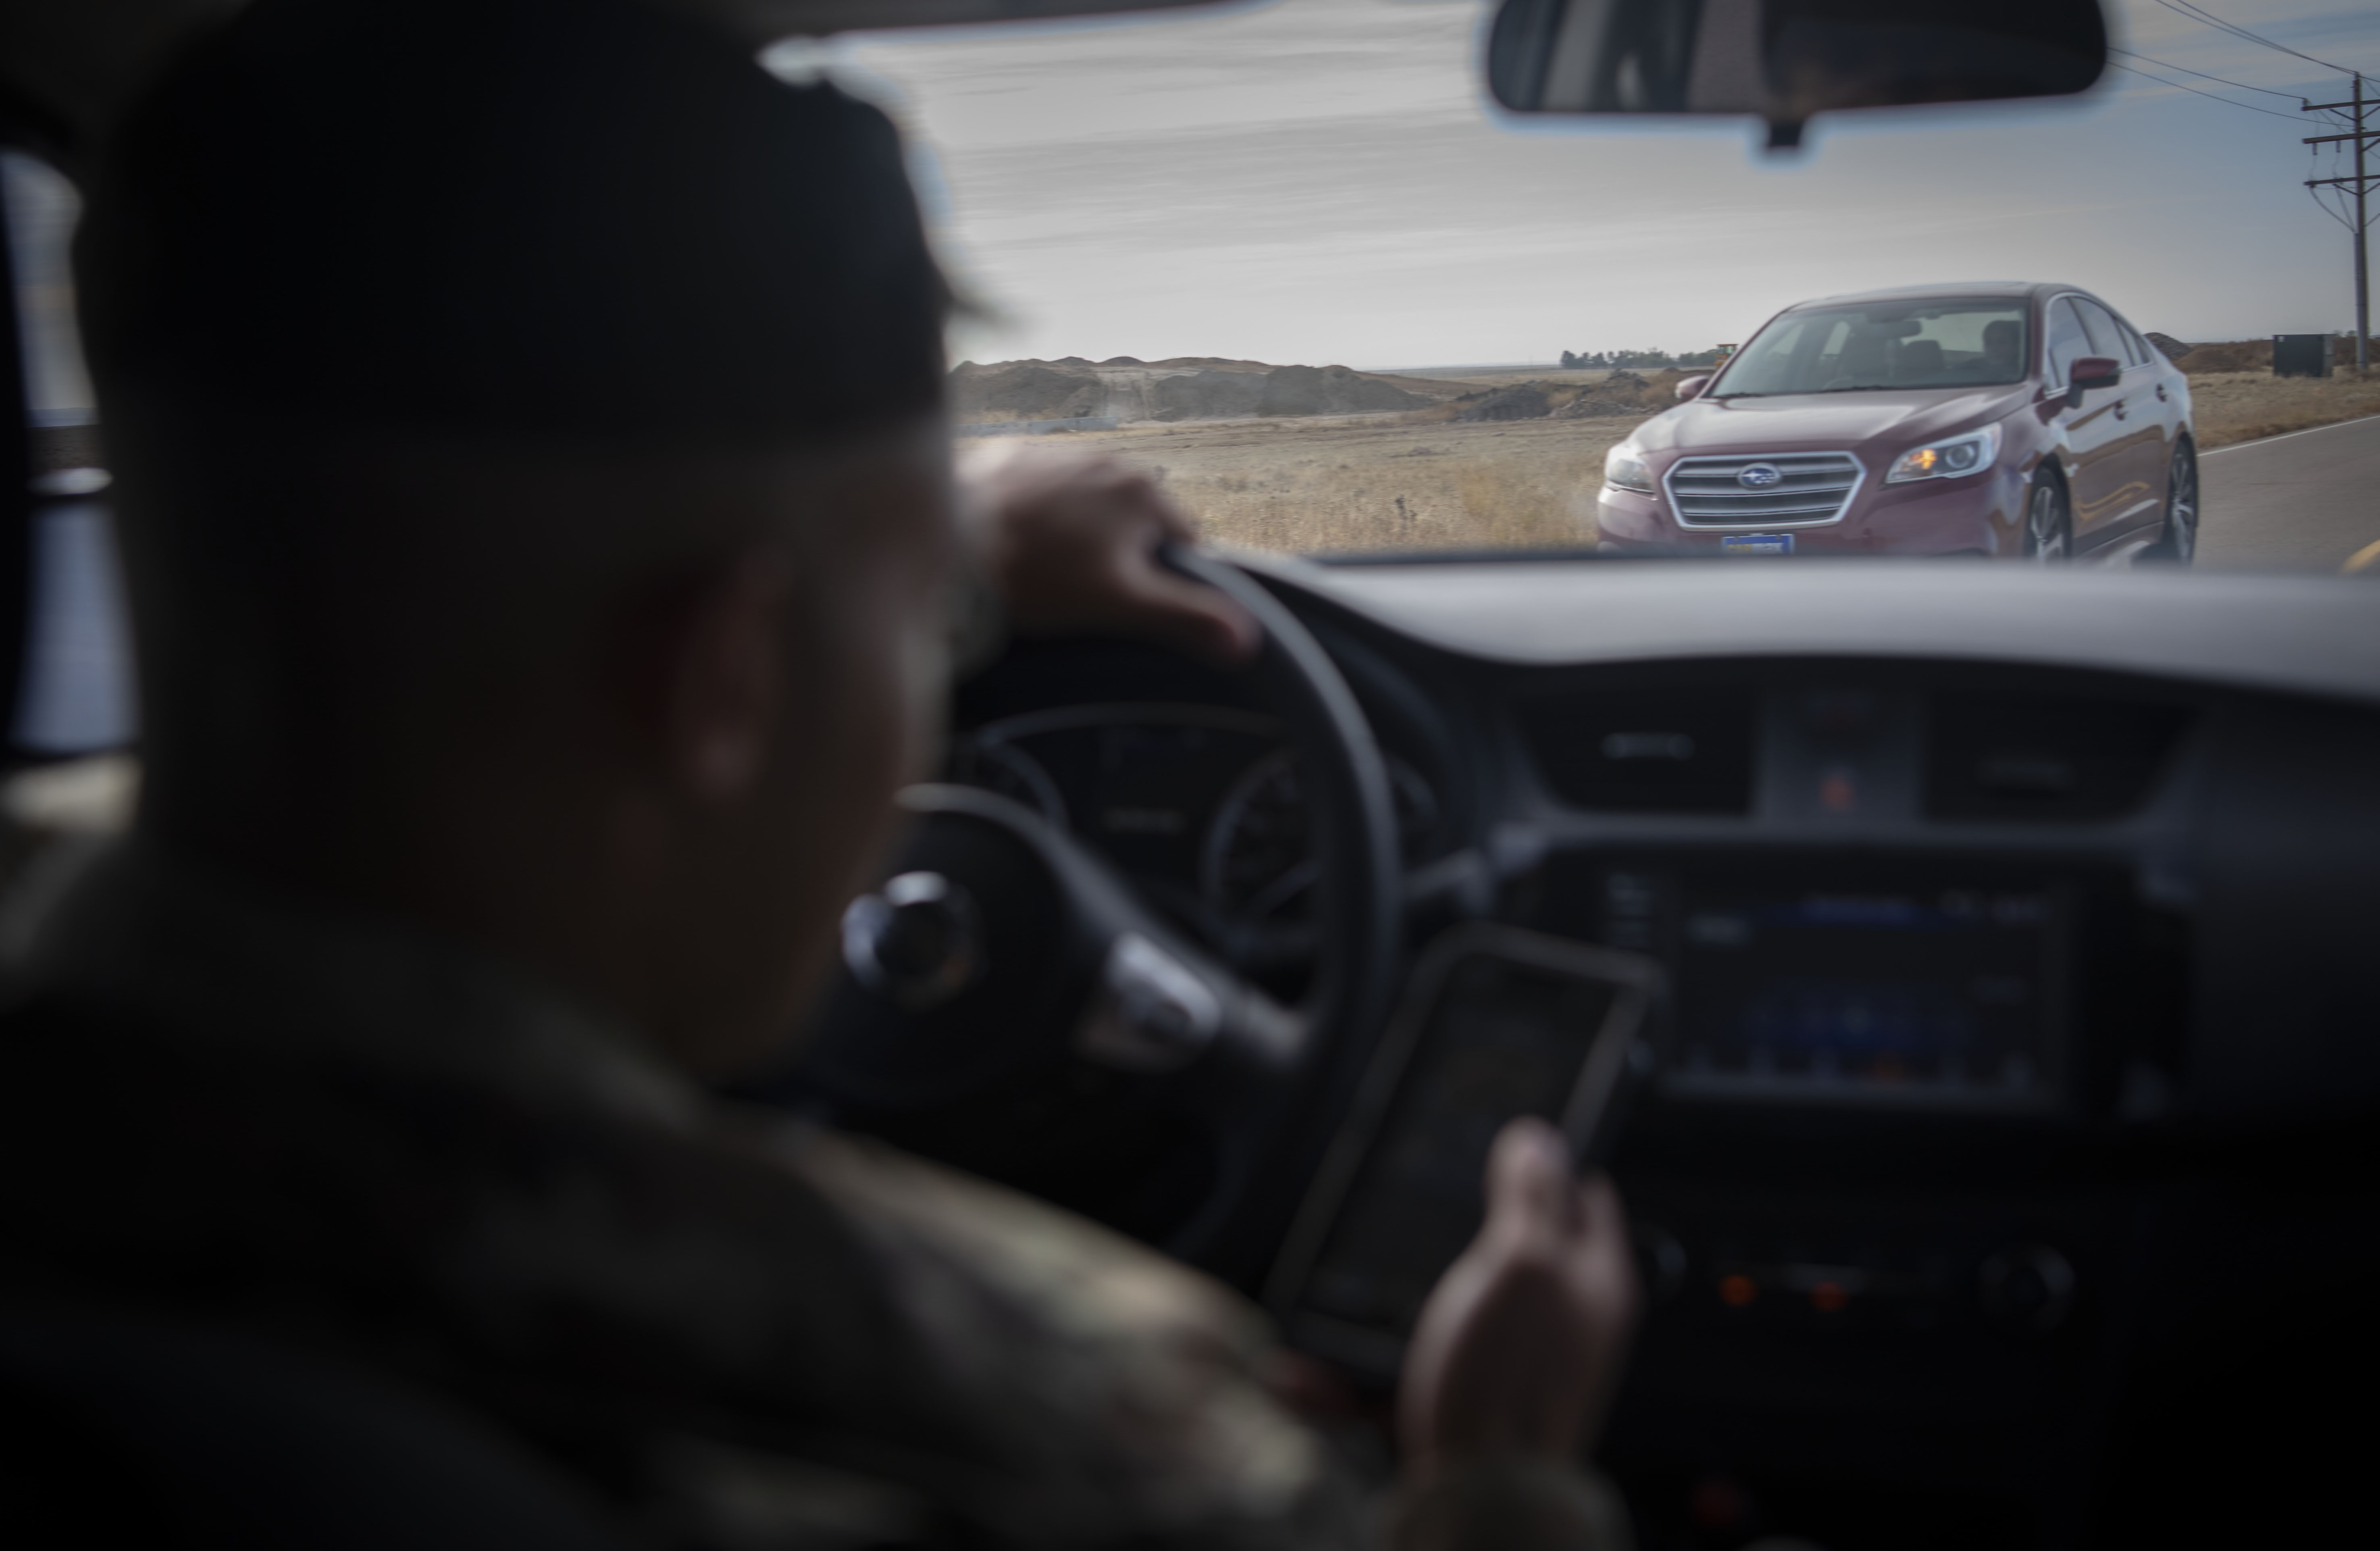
[1567,1174,1639,1310]
[1109,554,1262,664]
[1120,468,1199,543]
[1483,1117,1576,1242]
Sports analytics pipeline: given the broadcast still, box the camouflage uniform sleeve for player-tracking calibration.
[773,1126,1631,1551]
[776,1125,1369,1548]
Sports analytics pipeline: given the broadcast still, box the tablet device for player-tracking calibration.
[1265,922,1664,1380]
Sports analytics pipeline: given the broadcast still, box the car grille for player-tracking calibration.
[1664,452,1863,529]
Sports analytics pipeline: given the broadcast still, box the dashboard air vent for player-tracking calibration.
[1926,694,2191,821]
[1518,689,1755,814]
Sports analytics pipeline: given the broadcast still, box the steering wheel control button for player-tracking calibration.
[841,872,982,1011]
[1077,932,1223,1074]
[1979,1243,2076,1334]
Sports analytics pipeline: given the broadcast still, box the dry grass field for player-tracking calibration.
[969,411,1646,554]
[2184,370,2380,448]
[957,365,1675,554]
[961,362,2379,557]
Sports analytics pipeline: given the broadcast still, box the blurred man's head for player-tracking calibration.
[1983,319,2020,369]
[79,0,955,1072]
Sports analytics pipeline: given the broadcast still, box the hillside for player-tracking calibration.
[951,356,1467,425]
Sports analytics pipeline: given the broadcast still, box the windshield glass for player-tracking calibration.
[1712,302,2032,396]
[836,0,2380,572]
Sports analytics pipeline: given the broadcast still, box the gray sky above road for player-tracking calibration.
[813,0,2380,369]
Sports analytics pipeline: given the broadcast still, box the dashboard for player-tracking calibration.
[949,555,2380,1551]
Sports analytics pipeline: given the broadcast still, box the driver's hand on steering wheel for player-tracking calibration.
[959,442,1261,666]
[1398,1117,1641,1480]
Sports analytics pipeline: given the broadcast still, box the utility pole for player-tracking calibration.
[2305,74,2375,373]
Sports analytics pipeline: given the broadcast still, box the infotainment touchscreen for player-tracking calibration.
[1589,865,2069,1113]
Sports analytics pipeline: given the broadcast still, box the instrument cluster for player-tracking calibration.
[947,704,1438,974]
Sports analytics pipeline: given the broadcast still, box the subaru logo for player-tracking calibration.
[1738,463,1784,489]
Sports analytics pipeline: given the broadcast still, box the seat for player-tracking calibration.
[1893,339,1945,381]
[1827,331,1889,387]
[0,1307,635,1550]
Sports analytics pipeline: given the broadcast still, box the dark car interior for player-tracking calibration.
[786,550,2380,1549]
[3,2,2377,1549]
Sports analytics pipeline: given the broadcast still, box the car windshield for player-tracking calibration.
[820,0,2377,574]
[1709,302,2033,397]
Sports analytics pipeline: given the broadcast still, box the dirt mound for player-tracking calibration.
[2178,339,2269,373]
[1557,396,1641,418]
[1149,370,1269,421]
[1543,366,1686,418]
[1258,364,1429,417]
[2143,332,2194,362]
[1458,383,1553,422]
[950,359,1103,422]
[1360,372,1479,402]
[955,356,1434,425]
[1151,356,1271,371]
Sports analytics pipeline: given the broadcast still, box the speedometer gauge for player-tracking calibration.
[1202,750,1440,930]
[1202,749,1313,921]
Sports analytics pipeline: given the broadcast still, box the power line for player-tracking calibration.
[2156,0,2355,71]
[2105,57,2318,121]
[2148,0,2375,77]
[2107,45,2305,100]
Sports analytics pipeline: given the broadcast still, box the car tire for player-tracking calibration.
[2024,470,2070,563]
[2144,440,2198,566]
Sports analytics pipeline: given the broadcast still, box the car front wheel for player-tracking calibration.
[2151,441,2198,565]
[2024,472,2070,563]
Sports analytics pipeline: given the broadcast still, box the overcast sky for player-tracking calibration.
[810,0,2380,368]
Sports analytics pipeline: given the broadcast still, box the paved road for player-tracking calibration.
[2197,413,2380,573]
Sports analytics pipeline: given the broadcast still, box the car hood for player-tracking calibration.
[1629,385,2034,457]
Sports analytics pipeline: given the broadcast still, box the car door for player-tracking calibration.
[2071,297,2168,543]
[2040,296,2132,554]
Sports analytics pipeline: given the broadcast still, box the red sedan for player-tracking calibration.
[1596,281,2199,563]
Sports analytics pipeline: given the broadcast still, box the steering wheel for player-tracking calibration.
[784,552,1403,1284]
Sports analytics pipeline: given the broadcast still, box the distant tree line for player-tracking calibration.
[1559,347,1729,369]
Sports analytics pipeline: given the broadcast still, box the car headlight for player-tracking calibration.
[1605,445,1655,494]
[1885,423,2001,484]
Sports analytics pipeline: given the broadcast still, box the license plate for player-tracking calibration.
[1720,533,1795,556]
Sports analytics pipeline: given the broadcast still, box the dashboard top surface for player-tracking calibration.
[1254,553,2380,709]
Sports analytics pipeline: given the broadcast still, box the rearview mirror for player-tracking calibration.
[1487,0,2108,149]
[1676,374,1712,401]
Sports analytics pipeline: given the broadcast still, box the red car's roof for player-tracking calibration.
[1780,281,2081,310]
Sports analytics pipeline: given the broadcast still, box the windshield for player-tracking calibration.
[1711,302,2032,397]
[834,0,2378,573]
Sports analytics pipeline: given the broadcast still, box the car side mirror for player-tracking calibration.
[1487,0,2108,150]
[2069,356,2121,393]
[1676,374,1712,402]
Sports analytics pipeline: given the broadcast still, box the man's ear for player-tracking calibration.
[664,550,797,804]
